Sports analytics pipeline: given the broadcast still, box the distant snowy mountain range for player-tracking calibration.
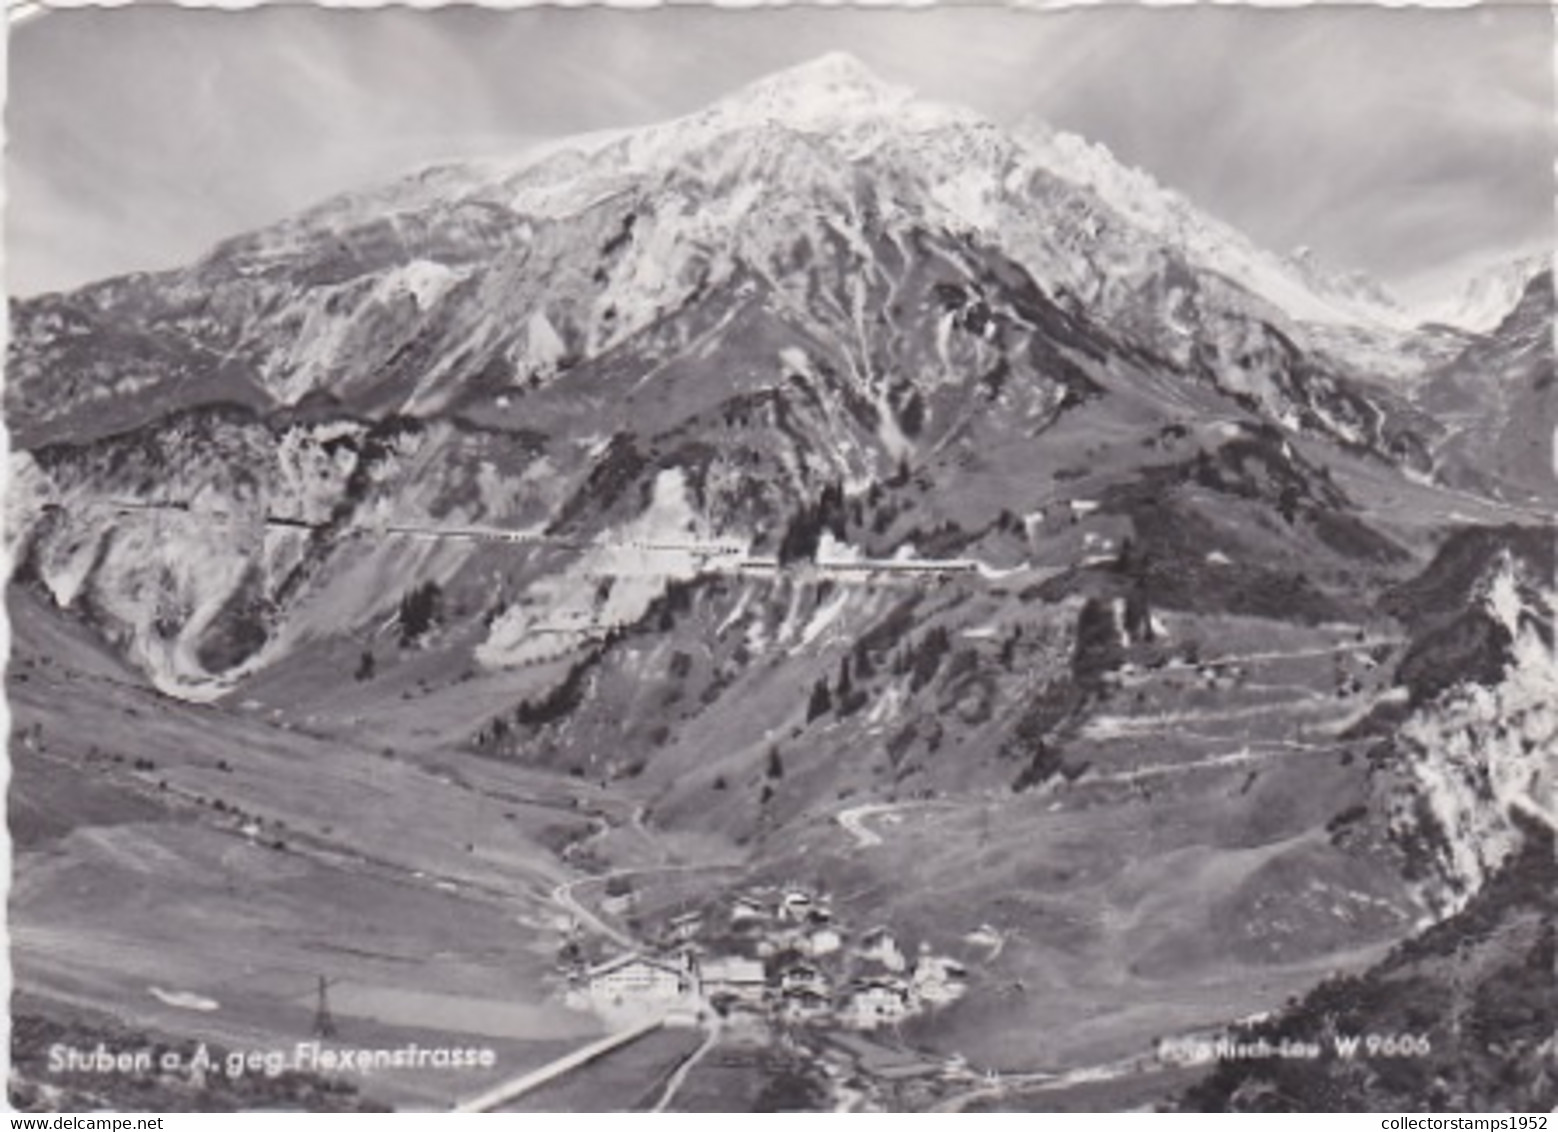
[1419,252,1552,334]
[1012,120,1414,332]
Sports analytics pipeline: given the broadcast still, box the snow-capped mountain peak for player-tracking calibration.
[693,51,983,148]
[1417,251,1551,333]
[511,53,923,169]
[725,52,910,122]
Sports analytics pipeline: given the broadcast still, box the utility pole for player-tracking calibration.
[313,975,337,1039]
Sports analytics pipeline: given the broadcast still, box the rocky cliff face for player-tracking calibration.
[1362,526,1555,914]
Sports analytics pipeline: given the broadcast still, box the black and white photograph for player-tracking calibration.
[4,2,1554,1114]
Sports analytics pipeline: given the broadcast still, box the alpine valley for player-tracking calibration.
[7,55,1554,1112]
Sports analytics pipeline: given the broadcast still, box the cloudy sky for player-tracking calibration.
[8,4,1552,304]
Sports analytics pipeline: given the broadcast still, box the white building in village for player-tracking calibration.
[779,890,814,923]
[843,980,910,1030]
[665,909,704,943]
[855,927,907,973]
[729,895,767,925]
[701,956,766,1006]
[779,964,828,996]
[799,926,843,958]
[779,987,832,1025]
[910,954,969,1007]
[585,953,692,1016]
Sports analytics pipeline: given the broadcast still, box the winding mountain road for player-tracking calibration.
[836,800,954,849]
[550,858,742,949]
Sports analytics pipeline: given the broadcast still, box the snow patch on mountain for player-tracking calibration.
[798,588,851,648]
[385,259,460,311]
[927,165,1003,234]
[522,309,568,375]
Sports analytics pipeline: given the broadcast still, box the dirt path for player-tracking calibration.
[930,1041,1181,1112]
[1083,738,1347,787]
[649,1016,721,1112]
